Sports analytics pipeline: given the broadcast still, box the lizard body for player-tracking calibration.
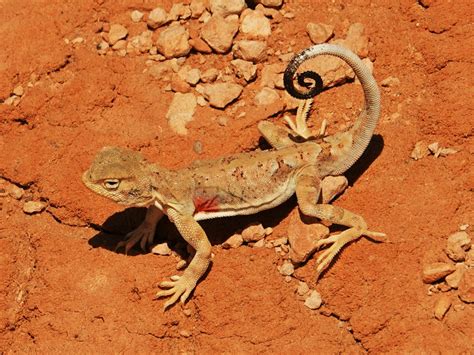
[83,44,386,309]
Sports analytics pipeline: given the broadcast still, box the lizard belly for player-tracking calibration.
[193,178,296,221]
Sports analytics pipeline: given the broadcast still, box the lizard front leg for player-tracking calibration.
[156,208,212,309]
[295,166,386,279]
[116,205,164,254]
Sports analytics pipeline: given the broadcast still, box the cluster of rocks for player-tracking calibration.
[90,0,373,136]
[2,84,25,106]
[422,226,472,320]
[0,178,47,215]
[410,140,458,160]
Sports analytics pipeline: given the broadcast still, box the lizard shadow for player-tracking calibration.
[344,134,384,185]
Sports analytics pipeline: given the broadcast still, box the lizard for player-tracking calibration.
[82,43,386,309]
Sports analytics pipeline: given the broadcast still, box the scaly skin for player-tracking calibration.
[82,44,385,310]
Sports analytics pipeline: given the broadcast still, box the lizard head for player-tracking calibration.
[82,146,155,206]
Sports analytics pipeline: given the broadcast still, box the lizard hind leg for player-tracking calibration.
[295,166,386,279]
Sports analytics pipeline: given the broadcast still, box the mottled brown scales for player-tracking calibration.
[82,44,386,309]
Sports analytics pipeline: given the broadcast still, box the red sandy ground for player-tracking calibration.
[1,0,473,353]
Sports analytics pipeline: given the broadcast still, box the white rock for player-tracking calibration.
[304,290,322,310]
[254,87,279,106]
[147,7,168,29]
[201,68,219,83]
[253,239,266,248]
[233,40,267,63]
[445,264,466,289]
[381,76,401,87]
[306,22,334,44]
[127,31,153,54]
[202,82,243,108]
[433,294,452,320]
[151,242,172,255]
[240,10,272,38]
[201,14,239,53]
[410,140,430,160]
[13,85,24,96]
[108,24,128,45]
[223,234,244,249]
[278,261,294,276]
[156,24,191,59]
[23,200,47,214]
[231,59,257,82]
[296,281,310,296]
[209,0,246,17]
[130,10,144,23]
[241,224,266,242]
[166,93,197,135]
[446,231,471,262]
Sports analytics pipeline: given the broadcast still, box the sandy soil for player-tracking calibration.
[1,0,473,353]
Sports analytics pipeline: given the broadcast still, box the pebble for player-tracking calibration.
[465,249,474,268]
[13,85,24,96]
[222,233,243,249]
[182,308,192,317]
[278,261,294,276]
[230,59,257,82]
[253,239,266,248]
[190,0,206,18]
[168,3,191,21]
[170,76,191,93]
[410,141,430,160]
[156,24,191,59]
[108,24,128,45]
[256,0,283,8]
[233,40,267,63]
[147,7,168,29]
[459,224,469,231]
[151,242,172,256]
[240,10,272,38]
[458,268,474,303]
[445,264,466,289]
[445,231,471,262]
[272,237,288,247]
[201,82,243,109]
[422,262,456,284]
[296,281,310,296]
[254,87,280,106]
[201,14,239,53]
[433,294,452,320]
[304,290,323,310]
[23,200,47,214]
[381,76,401,87]
[241,224,266,242]
[166,93,197,135]
[130,10,144,23]
[201,68,219,83]
[193,140,203,154]
[96,40,109,55]
[179,330,191,338]
[306,22,334,44]
[209,0,246,17]
[320,176,348,203]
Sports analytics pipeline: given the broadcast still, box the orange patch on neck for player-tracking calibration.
[193,195,220,213]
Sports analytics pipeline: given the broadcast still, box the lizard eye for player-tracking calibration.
[103,179,120,190]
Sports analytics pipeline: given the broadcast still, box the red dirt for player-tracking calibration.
[1,0,473,353]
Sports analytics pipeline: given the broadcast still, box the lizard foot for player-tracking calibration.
[115,222,156,254]
[156,274,196,310]
[314,227,387,280]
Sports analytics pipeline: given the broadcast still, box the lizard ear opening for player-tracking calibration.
[103,179,120,190]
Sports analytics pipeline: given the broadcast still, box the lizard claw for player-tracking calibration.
[115,222,156,254]
[156,275,196,310]
[314,227,387,280]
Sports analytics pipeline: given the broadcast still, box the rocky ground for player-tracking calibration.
[1,0,473,353]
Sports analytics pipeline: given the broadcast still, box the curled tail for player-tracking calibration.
[284,43,381,175]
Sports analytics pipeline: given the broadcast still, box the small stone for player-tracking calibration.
[304,290,322,310]
[240,10,272,38]
[459,224,469,231]
[241,224,266,242]
[201,68,219,83]
[422,262,456,284]
[264,227,273,236]
[410,141,430,160]
[185,68,201,86]
[196,96,207,106]
[130,10,144,23]
[306,23,334,44]
[279,261,294,276]
[12,85,24,96]
[112,40,127,51]
[321,176,348,203]
[193,140,203,154]
[254,87,279,106]
[255,0,283,8]
[179,330,191,338]
[108,24,128,45]
[23,200,47,214]
[433,294,452,320]
[190,0,207,18]
[296,281,310,296]
[147,7,168,29]
[166,93,197,135]
[231,59,257,82]
[182,308,192,317]
[446,231,471,262]
[233,40,267,63]
[209,0,246,17]
[253,239,265,248]
[445,264,466,289]
[458,268,474,303]
[156,24,191,59]
[8,184,24,200]
[201,14,239,53]
[201,82,243,109]
[272,237,288,247]
[151,242,172,256]
[222,233,243,249]
[340,23,369,58]
[96,40,109,54]
[381,76,401,87]
[216,115,228,126]
[428,142,440,155]
[189,37,213,53]
[465,249,474,268]
[437,282,451,292]
[171,76,191,93]
[260,63,284,88]
[168,3,191,21]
